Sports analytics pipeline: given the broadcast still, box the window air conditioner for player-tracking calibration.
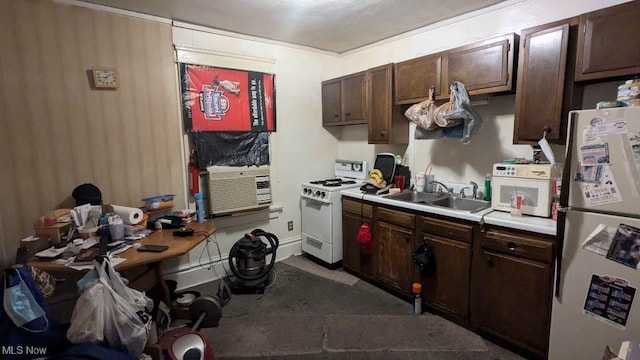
[207,165,271,215]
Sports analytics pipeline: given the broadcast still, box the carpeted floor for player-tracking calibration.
[186,255,525,360]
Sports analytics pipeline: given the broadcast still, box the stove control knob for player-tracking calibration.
[320,192,326,198]
[314,191,320,197]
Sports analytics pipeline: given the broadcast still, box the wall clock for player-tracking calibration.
[92,67,119,88]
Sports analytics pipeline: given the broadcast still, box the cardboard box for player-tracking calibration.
[33,209,73,243]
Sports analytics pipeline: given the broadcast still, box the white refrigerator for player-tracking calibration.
[549,107,640,359]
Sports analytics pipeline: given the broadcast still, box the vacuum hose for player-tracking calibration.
[228,229,279,281]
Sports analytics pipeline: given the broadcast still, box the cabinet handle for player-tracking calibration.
[507,241,517,251]
[380,130,386,137]
[486,255,494,267]
[346,112,351,116]
[405,236,411,243]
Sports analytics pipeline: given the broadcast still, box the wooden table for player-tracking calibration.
[28,221,216,307]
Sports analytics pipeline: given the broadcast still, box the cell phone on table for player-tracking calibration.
[137,245,169,252]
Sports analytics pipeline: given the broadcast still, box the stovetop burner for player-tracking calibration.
[310,178,357,186]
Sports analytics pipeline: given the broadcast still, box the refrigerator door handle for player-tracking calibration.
[558,206,570,213]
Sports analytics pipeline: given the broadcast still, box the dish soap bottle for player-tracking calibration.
[484,174,492,201]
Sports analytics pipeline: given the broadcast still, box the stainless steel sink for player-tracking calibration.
[385,191,491,213]
[384,191,449,204]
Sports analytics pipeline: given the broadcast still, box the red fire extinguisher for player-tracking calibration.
[189,150,199,196]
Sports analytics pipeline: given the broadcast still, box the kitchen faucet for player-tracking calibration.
[458,182,478,198]
[469,181,478,199]
[459,187,471,198]
[430,180,453,195]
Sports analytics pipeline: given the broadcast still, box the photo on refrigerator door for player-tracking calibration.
[606,224,640,269]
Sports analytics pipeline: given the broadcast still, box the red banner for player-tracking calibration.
[180,64,276,132]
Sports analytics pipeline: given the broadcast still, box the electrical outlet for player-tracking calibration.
[287,221,293,231]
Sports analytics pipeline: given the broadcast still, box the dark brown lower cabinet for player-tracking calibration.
[340,198,555,359]
[376,207,415,297]
[377,221,414,297]
[419,234,471,319]
[342,209,376,280]
[471,228,554,359]
[416,215,473,320]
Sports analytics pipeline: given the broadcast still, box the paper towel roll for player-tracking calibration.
[112,205,144,225]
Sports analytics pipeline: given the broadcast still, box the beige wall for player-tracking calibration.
[0,0,185,268]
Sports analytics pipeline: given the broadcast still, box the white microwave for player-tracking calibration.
[490,163,561,217]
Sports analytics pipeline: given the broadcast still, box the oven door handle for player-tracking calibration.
[302,196,330,205]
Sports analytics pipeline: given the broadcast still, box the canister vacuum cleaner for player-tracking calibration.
[227,229,279,294]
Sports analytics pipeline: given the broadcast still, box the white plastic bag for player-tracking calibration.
[66,281,106,345]
[100,259,153,313]
[101,281,151,356]
[67,259,152,356]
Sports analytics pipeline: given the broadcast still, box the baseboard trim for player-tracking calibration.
[164,236,301,291]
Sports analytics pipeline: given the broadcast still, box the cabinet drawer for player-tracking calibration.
[418,216,473,243]
[376,207,415,228]
[343,198,373,218]
[482,230,553,263]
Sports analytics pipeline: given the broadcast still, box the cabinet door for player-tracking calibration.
[377,221,414,296]
[472,249,552,358]
[343,212,376,279]
[575,1,640,81]
[514,21,577,144]
[321,79,341,126]
[394,54,443,104]
[341,72,367,124]
[447,33,517,95]
[418,234,471,318]
[368,64,408,144]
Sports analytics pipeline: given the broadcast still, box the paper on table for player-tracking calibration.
[66,256,126,271]
[35,247,66,258]
[80,236,99,250]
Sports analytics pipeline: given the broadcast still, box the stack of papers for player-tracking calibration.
[35,247,65,258]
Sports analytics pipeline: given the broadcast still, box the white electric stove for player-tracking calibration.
[300,159,368,266]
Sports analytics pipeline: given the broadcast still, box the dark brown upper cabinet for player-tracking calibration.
[394,54,444,104]
[368,64,408,144]
[514,19,583,144]
[394,34,518,105]
[321,78,342,126]
[575,0,640,82]
[321,71,368,126]
[446,33,518,96]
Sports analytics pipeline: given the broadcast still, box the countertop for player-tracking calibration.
[341,187,557,236]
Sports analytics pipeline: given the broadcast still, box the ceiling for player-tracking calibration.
[76,0,509,54]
